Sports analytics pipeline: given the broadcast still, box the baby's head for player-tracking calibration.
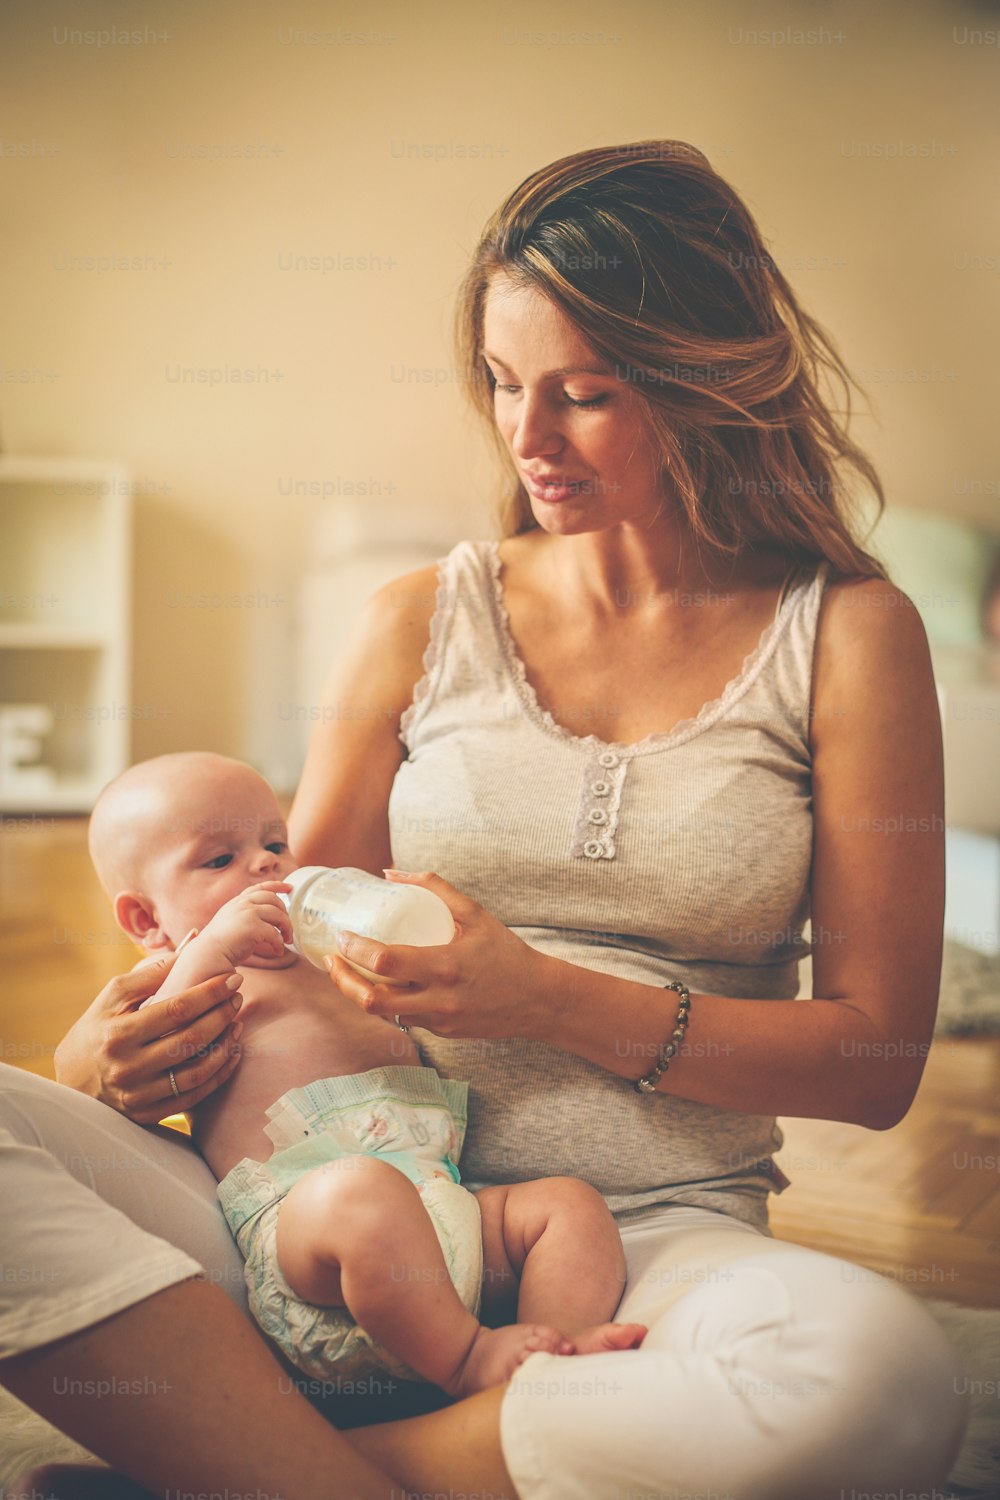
[89,751,296,953]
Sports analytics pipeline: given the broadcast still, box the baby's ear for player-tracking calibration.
[114,891,168,950]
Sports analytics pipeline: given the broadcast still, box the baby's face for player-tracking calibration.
[139,760,297,948]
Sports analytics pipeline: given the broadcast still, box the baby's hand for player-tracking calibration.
[199,882,293,969]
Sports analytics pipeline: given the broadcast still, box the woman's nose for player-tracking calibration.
[508,393,563,461]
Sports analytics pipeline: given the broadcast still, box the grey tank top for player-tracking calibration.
[389,539,830,1231]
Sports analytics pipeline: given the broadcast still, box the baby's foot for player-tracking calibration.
[567,1321,648,1354]
[447,1322,572,1397]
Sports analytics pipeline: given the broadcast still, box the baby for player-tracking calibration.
[88,751,645,1398]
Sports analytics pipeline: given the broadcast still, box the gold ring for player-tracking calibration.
[168,1069,180,1098]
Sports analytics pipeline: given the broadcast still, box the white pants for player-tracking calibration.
[0,1063,247,1335]
[0,1065,968,1497]
[501,1206,969,1500]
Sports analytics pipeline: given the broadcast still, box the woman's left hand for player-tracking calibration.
[323,870,548,1039]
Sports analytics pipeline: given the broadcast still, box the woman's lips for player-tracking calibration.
[524,474,589,502]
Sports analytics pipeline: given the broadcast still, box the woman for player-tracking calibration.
[44,141,966,1497]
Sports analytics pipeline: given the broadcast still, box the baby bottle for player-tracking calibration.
[278,866,455,983]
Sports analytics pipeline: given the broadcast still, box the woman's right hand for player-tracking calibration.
[53,952,245,1124]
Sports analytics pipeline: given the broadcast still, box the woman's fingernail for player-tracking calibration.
[322,954,334,971]
[225,973,242,990]
[382,868,402,877]
[232,1021,244,1041]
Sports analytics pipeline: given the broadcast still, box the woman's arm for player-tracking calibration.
[287,565,440,871]
[331,578,944,1132]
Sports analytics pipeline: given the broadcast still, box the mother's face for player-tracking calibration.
[481,273,664,535]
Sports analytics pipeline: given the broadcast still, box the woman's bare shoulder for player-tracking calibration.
[817,574,931,653]
[364,561,443,622]
[348,562,444,701]
[811,574,936,746]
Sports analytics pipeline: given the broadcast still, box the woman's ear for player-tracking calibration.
[114,891,169,950]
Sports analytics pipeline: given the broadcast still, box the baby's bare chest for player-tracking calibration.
[236,961,418,1079]
[192,960,418,1176]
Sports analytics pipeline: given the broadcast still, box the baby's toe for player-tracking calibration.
[522,1324,567,1355]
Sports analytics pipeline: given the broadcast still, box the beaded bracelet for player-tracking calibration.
[635,980,692,1094]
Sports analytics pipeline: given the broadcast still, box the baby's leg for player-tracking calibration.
[476,1177,646,1354]
[275,1156,569,1398]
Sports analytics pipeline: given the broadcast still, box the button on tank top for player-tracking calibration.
[389,539,830,1229]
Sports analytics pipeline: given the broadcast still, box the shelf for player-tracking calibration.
[0,646,129,803]
[0,625,111,650]
[0,465,130,636]
[0,776,112,814]
[0,459,132,812]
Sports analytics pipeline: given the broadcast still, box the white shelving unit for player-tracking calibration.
[0,457,132,812]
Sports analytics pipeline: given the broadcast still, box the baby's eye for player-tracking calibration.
[266,841,288,855]
[204,853,233,870]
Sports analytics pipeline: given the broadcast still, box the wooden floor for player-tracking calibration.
[3,815,999,1309]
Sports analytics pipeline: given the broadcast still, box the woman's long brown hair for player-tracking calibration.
[454,140,887,581]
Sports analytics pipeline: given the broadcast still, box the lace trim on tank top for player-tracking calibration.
[398,561,454,747]
[485,540,813,757]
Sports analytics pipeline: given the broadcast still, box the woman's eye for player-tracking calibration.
[204,853,233,870]
[493,383,607,409]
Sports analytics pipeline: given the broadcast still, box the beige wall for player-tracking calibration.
[1,0,997,789]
